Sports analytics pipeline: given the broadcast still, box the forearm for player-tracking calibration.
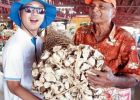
[14,86,40,100]
[7,82,41,100]
[113,75,139,89]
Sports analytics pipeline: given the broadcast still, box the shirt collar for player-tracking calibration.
[17,27,33,40]
[108,23,116,39]
[16,27,40,41]
[106,23,117,45]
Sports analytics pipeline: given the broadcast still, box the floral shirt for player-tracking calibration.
[73,24,140,100]
[74,24,140,75]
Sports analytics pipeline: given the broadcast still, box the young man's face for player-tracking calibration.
[20,1,45,31]
[89,0,116,24]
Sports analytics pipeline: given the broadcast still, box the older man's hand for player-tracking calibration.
[86,66,140,89]
[86,66,116,88]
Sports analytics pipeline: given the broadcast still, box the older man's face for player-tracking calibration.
[89,0,116,23]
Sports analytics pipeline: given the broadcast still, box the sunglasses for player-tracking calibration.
[20,6,45,14]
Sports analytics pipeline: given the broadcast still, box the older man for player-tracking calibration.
[74,0,140,99]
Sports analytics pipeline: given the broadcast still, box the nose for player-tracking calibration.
[92,6,100,12]
[31,9,38,15]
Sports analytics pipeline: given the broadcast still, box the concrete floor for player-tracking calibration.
[0,53,4,100]
[0,72,4,100]
[0,92,4,100]
[133,84,140,100]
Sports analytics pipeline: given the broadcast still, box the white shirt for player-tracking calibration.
[2,28,43,100]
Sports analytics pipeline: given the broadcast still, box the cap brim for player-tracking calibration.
[40,2,57,28]
[9,2,22,27]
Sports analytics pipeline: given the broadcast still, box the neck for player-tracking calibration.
[21,24,38,37]
[91,21,113,42]
[94,22,112,35]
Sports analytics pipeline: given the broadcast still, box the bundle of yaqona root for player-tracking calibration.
[32,44,107,100]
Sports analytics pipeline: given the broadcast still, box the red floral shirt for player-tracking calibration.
[74,24,140,74]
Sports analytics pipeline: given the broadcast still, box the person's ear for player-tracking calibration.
[112,8,116,18]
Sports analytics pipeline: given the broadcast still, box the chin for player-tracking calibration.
[30,26,39,29]
[92,20,103,24]
[30,28,38,31]
[91,17,101,22]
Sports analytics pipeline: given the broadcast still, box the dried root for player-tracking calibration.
[32,44,106,100]
[44,28,74,51]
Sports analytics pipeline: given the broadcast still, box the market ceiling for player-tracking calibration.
[0,0,140,28]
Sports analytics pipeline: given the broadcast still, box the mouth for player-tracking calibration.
[92,14,100,18]
[30,19,38,23]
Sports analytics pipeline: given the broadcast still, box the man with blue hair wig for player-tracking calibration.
[2,0,56,100]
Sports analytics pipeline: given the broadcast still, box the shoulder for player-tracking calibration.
[3,43,23,57]
[116,27,135,42]
[36,36,43,44]
[3,36,23,58]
